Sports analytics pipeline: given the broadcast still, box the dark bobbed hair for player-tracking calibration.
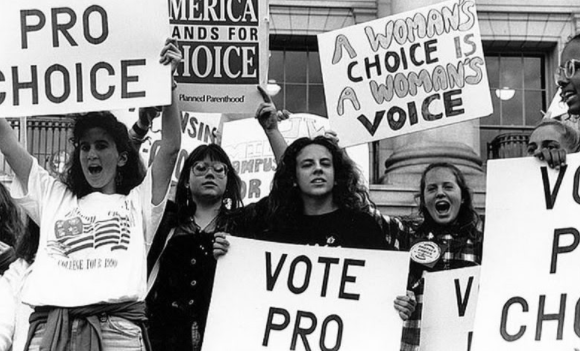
[175,144,243,230]
[0,182,23,247]
[416,162,481,241]
[266,136,371,228]
[14,217,39,264]
[532,118,580,153]
[65,111,146,198]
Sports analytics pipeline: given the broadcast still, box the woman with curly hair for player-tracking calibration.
[218,133,416,320]
[400,162,482,351]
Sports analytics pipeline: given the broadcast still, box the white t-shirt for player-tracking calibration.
[11,158,167,307]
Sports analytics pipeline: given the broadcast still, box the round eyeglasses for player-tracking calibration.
[191,161,228,178]
[555,59,580,85]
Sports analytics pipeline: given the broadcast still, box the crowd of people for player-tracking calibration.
[0,28,578,351]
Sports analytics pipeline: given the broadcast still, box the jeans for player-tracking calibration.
[27,315,145,351]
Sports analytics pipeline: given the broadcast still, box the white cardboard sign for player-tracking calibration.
[203,236,410,351]
[472,154,580,350]
[0,0,171,117]
[317,0,492,147]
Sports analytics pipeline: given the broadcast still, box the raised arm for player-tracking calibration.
[255,86,290,163]
[0,119,33,192]
[150,38,182,205]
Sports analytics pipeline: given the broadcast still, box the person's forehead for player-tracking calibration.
[297,144,332,160]
[80,127,113,142]
[561,39,580,63]
[425,167,457,184]
[529,125,563,144]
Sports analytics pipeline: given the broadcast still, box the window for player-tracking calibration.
[480,46,551,164]
[268,35,327,116]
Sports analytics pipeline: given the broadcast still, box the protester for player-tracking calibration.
[556,33,580,118]
[215,134,416,320]
[527,118,580,168]
[146,144,243,351]
[0,219,39,351]
[399,162,482,351]
[0,182,23,275]
[0,38,181,351]
[532,33,580,168]
[143,83,293,351]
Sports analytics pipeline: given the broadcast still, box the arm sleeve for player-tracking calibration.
[138,168,170,249]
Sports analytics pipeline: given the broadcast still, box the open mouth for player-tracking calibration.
[311,178,326,184]
[435,201,450,214]
[88,165,102,174]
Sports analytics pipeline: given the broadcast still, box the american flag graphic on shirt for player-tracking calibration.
[48,207,132,258]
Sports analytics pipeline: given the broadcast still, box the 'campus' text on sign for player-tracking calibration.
[317,0,492,147]
[0,0,171,117]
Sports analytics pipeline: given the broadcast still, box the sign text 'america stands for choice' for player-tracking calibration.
[317,0,492,147]
[170,0,269,114]
[0,0,171,118]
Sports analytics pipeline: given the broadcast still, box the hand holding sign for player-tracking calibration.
[159,38,182,75]
[535,147,567,169]
[395,290,417,320]
[213,232,230,259]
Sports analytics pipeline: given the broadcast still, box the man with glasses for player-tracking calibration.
[555,34,580,117]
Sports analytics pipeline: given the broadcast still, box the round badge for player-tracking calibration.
[409,241,441,265]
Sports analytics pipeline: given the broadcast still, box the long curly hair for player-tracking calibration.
[175,144,243,231]
[65,112,146,198]
[415,162,481,241]
[266,136,371,229]
[0,182,23,247]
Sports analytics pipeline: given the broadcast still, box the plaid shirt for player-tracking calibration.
[400,230,482,351]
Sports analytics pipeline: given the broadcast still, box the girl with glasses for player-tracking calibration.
[146,144,243,351]
[145,86,289,351]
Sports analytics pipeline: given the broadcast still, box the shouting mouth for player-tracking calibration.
[88,165,102,175]
[435,200,451,215]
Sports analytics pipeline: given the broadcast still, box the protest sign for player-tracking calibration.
[317,0,492,147]
[472,154,580,350]
[171,0,269,114]
[203,236,410,351]
[421,266,480,351]
[140,111,221,183]
[221,113,370,203]
[0,0,170,118]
